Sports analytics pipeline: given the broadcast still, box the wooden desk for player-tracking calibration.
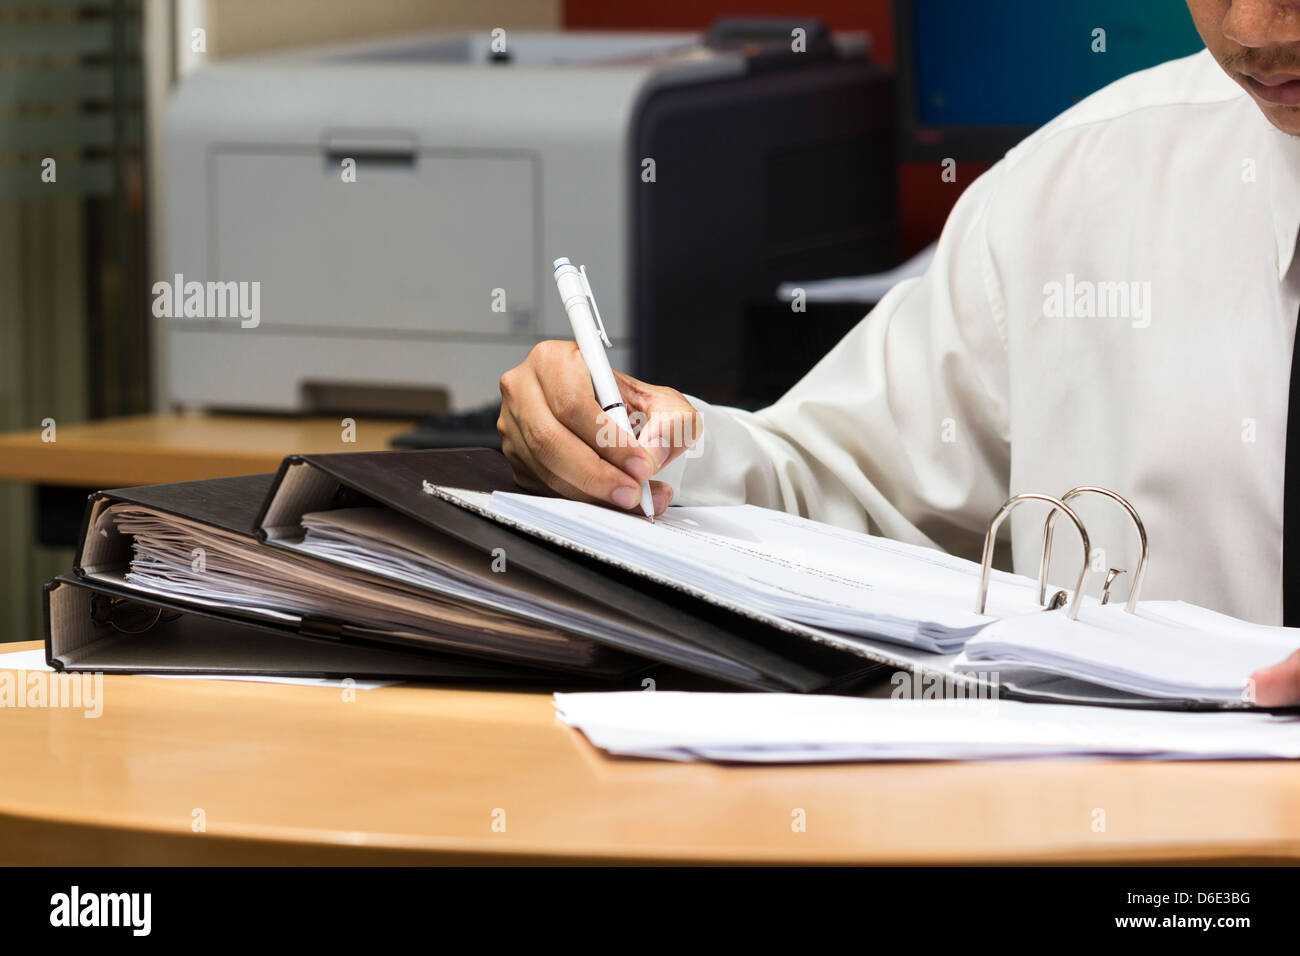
[1,642,1296,865]
[0,413,412,487]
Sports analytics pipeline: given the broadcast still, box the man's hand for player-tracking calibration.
[1251,650,1300,706]
[497,341,702,515]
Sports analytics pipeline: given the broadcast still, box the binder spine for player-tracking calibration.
[71,491,109,577]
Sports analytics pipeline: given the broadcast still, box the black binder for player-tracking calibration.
[254,448,885,691]
[59,471,601,681]
[44,573,570,682]
[52,449,885,692]
[69,470,644,680]
[74,472,274,578]
[43,448,1292,709]
[251,449,1244,711]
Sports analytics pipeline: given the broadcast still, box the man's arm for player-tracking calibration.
[498,162,1013,560]
[671,165,1014,560]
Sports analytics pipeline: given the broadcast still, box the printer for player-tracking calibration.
[160,19,897,414]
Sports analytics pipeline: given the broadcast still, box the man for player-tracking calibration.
[497,1,1300,705]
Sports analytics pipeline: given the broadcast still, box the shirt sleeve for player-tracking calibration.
[668,162,1013,562]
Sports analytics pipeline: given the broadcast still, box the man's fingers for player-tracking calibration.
[649,479,674,516]
[638,405,703,471]
[503,404,624,504]
[508,373,647,510]
[524,341,659,483]
[500,408,567,495]
[549,389,660,482]
[500,383,601,503]
[614,371,702,471]
[499,341,691,509]
[1250,649,1300,706]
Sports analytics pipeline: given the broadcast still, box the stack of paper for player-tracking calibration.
[554,691,1300,762]
[433,488,1300,706]
[435,490,1055,653]
[955,601,1300,703]
[291,508,761,681]
[106,502,768,683]
[107,504,601,667]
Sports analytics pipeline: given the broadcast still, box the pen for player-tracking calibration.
[552,257,654,521]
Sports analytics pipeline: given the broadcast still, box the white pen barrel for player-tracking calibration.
[604,403,636,439]
[553,262,627,424]
[553,257,654,519]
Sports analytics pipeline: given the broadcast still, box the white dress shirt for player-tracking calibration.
[673,49,1300,624]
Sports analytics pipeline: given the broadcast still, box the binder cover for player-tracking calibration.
[58,447,1224,707]
[255,448,887,693]
[75,472,275,578]
[72,474,645,680]
[44,573,572,682]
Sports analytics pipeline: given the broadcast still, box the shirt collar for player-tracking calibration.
[1265,125,1300,281]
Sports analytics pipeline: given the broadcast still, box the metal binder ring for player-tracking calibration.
[976,493,1091,621]
[1038,486,1149,614]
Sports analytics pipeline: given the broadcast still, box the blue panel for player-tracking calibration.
[911,0,1205,127]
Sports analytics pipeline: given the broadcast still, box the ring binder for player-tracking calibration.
[1100,567,1125,606]
[1038,486,1149,614]
[90,594,179,634]
[975,493,1091,620]
[976,486,1151,623]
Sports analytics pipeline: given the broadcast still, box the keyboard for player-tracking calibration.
[390,403,503,451]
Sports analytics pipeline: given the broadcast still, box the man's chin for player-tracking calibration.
[1257,99,1300,136]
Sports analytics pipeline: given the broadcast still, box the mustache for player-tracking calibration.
[1222,50,1300,73]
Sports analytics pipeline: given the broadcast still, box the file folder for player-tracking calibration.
[44,573,568,682]
[47,447,1282,709]
[55,450,884,692]
[254,448,884,692]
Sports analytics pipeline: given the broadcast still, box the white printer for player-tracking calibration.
[160,19,897,414]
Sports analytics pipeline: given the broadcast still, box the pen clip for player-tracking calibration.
[578,264,613,348]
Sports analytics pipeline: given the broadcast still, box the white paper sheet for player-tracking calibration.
[293,508,755,680]
[433,488,1058,653]
[104,502,598,668]
[956,601,1300,702]
[554,691,1300,762]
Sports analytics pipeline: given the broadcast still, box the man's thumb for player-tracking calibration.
[1249,648,1300,706]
